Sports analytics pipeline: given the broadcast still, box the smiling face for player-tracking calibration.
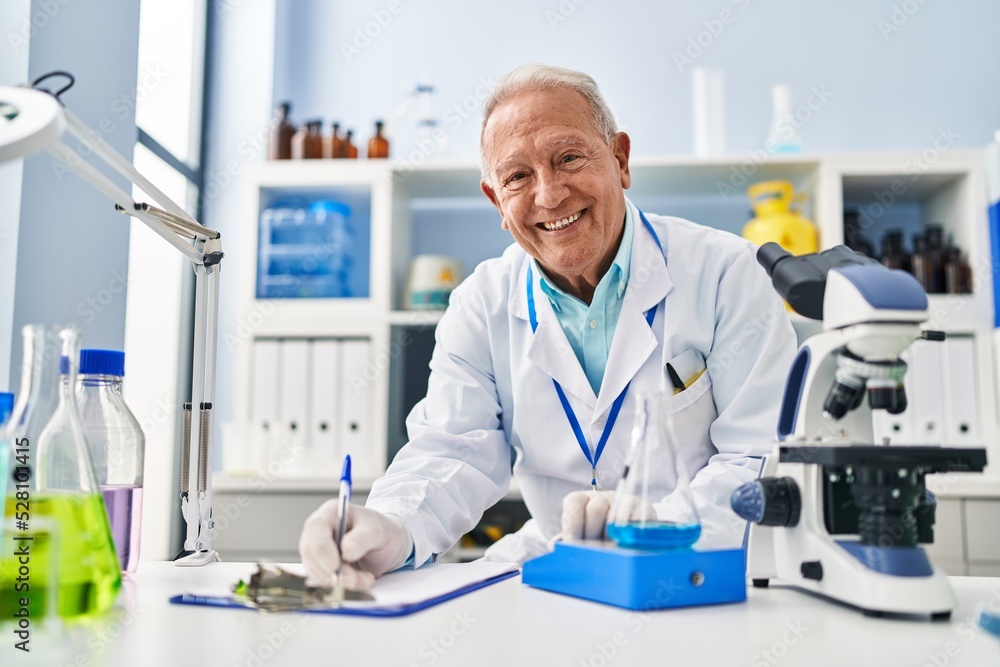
[480,86,631,300]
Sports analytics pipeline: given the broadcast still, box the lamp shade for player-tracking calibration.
[0,86,65,162]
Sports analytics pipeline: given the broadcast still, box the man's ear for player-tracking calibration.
[613,132,632,190]
[481,180,508,230]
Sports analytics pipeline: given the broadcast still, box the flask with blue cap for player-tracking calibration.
[0,392,14,425]
[78,349,146,575]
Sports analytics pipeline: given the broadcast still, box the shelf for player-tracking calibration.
[842,172,966,206]
[238,150,998,522]
[833,153,992,331]
[628,154,821,199]
[925,294,993,332]
[214,471,523,500]
[388,310,444,326]
[213,471,382,494]
[247,160,392,187]
[387,154,823,200]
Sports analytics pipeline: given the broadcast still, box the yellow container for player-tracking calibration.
[742,180,818,256]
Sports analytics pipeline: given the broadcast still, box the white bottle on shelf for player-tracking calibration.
[765,84,803,154]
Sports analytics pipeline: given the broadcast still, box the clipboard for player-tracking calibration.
[168,564,519,618]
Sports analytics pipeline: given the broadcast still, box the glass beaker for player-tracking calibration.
[0,326,121,620]
[607,391,701,550]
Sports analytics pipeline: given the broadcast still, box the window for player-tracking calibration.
[124,0,209,560]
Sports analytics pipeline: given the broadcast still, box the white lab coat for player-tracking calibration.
[366,198,797,566]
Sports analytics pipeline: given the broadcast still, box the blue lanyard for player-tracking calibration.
[526,210,663,489]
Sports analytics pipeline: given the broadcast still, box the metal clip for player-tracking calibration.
[233,564,374,612]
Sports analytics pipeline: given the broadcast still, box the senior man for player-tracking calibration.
[300,64,797,590]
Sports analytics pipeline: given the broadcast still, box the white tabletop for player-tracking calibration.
[4,561,1000,666]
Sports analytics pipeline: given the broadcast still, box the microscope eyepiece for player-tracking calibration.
[754,242,882,320]
[756,242,793,278]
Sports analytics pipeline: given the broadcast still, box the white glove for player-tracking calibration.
[561,490,656,542]
[299,501,412,591]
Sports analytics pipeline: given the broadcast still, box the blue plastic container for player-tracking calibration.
[257,200,354,298]
[522,541,747,611]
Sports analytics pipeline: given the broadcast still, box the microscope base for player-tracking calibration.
[748,524,955,618]
[522,541,746,611]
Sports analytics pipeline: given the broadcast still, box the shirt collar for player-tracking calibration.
[535,203,635,310]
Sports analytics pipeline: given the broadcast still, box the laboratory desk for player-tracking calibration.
[4,562,999,666]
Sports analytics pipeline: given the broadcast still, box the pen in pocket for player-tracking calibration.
[665,363,686,393]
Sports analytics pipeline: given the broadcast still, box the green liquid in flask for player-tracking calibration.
[0,493,122,620]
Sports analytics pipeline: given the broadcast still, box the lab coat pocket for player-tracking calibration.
[667,370,719,473]
[669,368,713,414]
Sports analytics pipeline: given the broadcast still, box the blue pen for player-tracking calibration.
[335,455,352,580]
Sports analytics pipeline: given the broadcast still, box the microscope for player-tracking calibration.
[731,243,987,620]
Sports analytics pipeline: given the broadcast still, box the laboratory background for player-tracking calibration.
[3,0,1000,663]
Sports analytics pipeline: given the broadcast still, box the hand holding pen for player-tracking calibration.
[299,454,413,591]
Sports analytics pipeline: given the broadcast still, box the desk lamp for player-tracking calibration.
[0,73,221,567]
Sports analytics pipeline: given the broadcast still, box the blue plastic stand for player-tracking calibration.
[522,541,747,610]
[980,610,1000,639]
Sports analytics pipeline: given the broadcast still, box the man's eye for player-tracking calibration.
[561,154,580,164]
[505,172,528,185]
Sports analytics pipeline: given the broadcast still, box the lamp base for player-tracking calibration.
[174,549,221,567]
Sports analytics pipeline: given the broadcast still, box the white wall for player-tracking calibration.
[276,0,1000,159]
[201,0,277,465]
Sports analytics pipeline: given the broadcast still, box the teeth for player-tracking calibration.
[542,210,582,231]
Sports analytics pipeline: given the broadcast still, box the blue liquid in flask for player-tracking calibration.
[607,521,701,550]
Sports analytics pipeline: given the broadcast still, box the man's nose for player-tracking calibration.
[533,170,570,210]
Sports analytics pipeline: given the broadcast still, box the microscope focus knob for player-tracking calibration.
[731,477,801,527]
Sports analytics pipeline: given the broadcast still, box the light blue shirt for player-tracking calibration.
[535,205,634,395]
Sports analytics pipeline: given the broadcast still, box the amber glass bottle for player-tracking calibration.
[910,235,934,292]
[944,248,972,294]
[879,230,910,272]
[923,225,948,293]
[330,122,346,158]
[292,120,324,159]
[345,130,358,159]
[268,102,296,160]
[368,120,389,158]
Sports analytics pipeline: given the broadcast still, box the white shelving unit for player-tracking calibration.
[213,151,1000,566]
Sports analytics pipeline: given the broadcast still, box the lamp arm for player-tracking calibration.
[45,139,204,264]
[63,108,201,227]
[49,104,223,566]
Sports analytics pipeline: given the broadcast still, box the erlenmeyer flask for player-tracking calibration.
[607,391,701,549]
[1,326,121,620]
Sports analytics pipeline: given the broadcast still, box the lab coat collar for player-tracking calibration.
[512,197,672,415]
[593,198,672,421]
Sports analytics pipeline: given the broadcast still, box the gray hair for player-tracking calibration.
[479,64,618,185]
